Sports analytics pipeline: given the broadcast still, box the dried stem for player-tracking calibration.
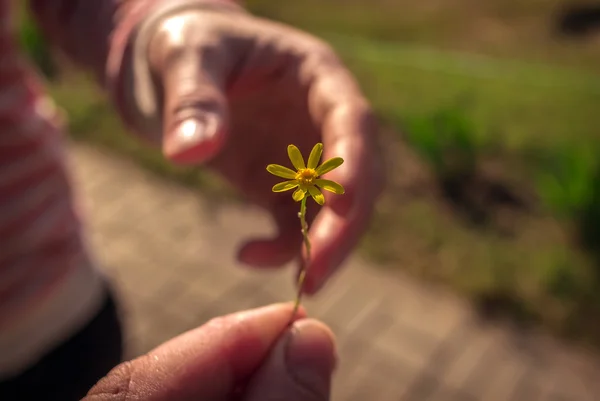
[292,196,311,318]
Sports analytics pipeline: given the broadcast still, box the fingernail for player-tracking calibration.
[285,319,337,395]
[164,116,222,164]
[173,117,210,147]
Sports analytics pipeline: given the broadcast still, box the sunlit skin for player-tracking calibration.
[148,8,383,295]
[84,304,337,400]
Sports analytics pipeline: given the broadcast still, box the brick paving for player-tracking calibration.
[70,143,600,401]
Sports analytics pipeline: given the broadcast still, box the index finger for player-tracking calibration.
[302,53,383,294]
[86,303,307,400]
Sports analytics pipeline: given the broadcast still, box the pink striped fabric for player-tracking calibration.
[0,0,162,332]
[0,0,240,376]
[0,19,82,329]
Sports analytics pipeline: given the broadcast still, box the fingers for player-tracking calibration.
[237,195,321,269]
[303,56,383,294]
[150,13,231,165]
[242,319,336,401]
[237,201,304,268]
[84,303,306,401]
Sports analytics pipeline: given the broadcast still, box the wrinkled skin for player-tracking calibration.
[84,304,337,400]
[147,6,384,294]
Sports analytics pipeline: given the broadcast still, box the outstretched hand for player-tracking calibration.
[140,3,383,293]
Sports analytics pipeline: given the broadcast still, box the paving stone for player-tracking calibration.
[69,143,600,401]
[110,254,177,302]
[318,284,386,335]
[454,332,528,399]
[338,364,396,401]
[339,307,395,346]
[372,318,441,374]
[477,352,528,401]
[401,372,443,401]
[331,339,365,399]
[430,323,502,390]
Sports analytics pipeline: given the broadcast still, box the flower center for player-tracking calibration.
[295,168,317,186]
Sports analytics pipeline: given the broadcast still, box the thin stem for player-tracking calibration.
[292,196,311,318]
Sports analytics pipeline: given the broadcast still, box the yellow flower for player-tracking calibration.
[266,143,345,205]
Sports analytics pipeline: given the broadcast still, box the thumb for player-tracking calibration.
[243,319,337,401]
[84,304,308,400]
[160,42,229,165]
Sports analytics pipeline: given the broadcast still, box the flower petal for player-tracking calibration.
[307,143,323,169]
[315,179,345,194]
[287,145,306,170]
[315,157,344,176]
[272,180,299,193]
[308,186,325,205]
[267,164,296,179]
[292,187,306,202]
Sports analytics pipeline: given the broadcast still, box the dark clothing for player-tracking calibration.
[0,291,123,401]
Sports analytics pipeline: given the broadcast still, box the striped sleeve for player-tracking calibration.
[0,0,238,375]
[0,1,105,375]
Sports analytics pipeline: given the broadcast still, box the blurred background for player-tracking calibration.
[17,1,600,399]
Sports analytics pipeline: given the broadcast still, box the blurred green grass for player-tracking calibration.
[330,34,600,152]
[20,1,600,344]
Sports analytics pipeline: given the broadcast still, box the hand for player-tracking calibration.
[84,303,336,400]
[141,3,383,293]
